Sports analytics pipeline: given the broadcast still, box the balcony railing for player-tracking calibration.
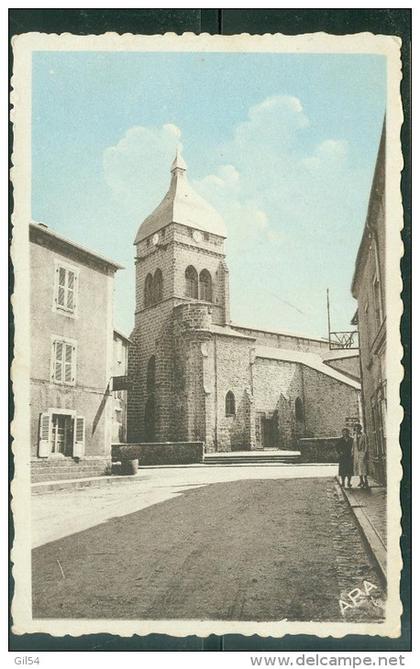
[328,331,359,350]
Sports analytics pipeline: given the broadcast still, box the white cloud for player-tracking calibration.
[193,164,274,248]
[198,95,366,250]
[102,94,366,270]
[101,94,370,335]
[103,123,182,220]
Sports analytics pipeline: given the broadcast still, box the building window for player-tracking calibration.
[147,355,156,392]
[185,265,198,298]
[144,273,153,307]
[372,275,383,330]
[295,397,304,422]
[54,263,78,314]
[225,391,236,417]
[199,269,212,302]
[38,412,85,458]
[51,339,76,385]
[153,268,163,303]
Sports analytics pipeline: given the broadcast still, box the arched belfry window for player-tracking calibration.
[295,397,304,422]
[144,273,153,307]
[199,269,212,302]
[147,355,156,393]
[153,268,163,303]
[185,265,198,299]
[225,391,236,417]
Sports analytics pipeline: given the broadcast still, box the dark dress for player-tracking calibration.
[337,436,353,478]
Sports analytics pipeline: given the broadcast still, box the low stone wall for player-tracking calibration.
[298,437,341,463]
[112,442,204,466]
[31,457,112,483]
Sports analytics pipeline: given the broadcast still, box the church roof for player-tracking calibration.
[255,345,361,390]
[134,148,227,244]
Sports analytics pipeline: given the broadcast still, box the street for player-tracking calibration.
[32,465,385,622]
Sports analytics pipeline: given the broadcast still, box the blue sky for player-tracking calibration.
[32,51,386,338]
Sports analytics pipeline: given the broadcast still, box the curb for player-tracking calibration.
[337,477,386,584]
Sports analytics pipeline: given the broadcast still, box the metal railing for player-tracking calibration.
[328,330,359,350]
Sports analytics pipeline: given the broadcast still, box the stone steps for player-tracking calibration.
[203,451,301,465]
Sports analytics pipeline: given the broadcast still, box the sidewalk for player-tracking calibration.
[338,476,386,582]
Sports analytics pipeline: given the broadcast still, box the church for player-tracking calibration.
[127,151,361,452]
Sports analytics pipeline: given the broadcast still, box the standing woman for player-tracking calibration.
[353,423,369,488]
[338,427,353,488]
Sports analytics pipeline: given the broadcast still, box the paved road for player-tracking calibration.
[32,466,385,622]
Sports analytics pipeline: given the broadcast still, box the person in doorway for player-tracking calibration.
[337,427,353,488]
[353,423,369,488]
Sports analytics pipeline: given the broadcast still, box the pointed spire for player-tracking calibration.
[170,146,187,173]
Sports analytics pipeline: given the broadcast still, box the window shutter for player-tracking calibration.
[73,416,85,458]
[72,273,78,311]
[57,267,66,307]
[64,344,73,383]
[54,341,63,382]
[67,271,75,310]
[38,412,51,457]
[72,345,76,383]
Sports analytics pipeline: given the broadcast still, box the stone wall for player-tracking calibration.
[231,325,330,354]
[324,356,360,380]
[31,456,111,483]
[298,437,341,463]
[302,366,360,439]
[206,334,255,451]
[112,441,204,465]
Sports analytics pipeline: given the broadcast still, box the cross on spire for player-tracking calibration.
[170,146,187,173]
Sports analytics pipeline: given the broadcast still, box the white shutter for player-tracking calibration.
[73,416,85,458]
[38,413,51,457]
[64,343,73,383]
[57,267,66,307]
[54,341,63,382]
[71,344,76,384]
[66,270,75,310]
[71,272,78,312]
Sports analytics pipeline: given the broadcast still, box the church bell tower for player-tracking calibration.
[127,148,230,442]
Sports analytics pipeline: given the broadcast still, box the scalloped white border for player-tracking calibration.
[10,31,404,640]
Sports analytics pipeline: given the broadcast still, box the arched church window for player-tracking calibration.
[199,269,212,302]
[295,397,304,422]
[225,391,236,417]
[153,268,163,303]
[147,355,156,393]
[144,273,153,307]
[185,265,198,299]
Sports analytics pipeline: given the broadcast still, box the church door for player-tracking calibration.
[262,415,279,449]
